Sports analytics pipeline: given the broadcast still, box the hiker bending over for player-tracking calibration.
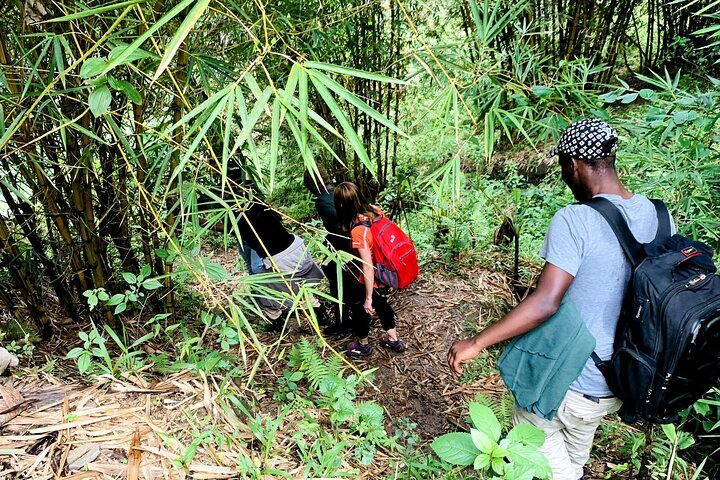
[334,182,405,356]
[303,166,353,336]
[203,187,328,330]
[448,119,674,480]
[237,199,329,330]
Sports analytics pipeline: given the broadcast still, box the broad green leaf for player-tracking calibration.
[142,279,163,290]
[598,91,619,103]
[122,272,138,284]
[66,347,84,359]
[304,61,409,85]
[506,423,546,448]
[471,428,494,453]
[531,85,554,98]
[87,295,98,309]
[638,88,655,100]
[205,262,229,281]
[80,58,109,79]
[620,92,638,104]
[140,264,152,277]
[154,0,211,80]
[491,455,505,474]
[88,85,112,117]
[98,0,195,78]
[469,402,501,441]
[108,77,141,104]
[474,452,491,470]
[78,353,91,373]
[506,442,552,479]
[431,432,479,466]
[662,423,677,443]
[114,303,127,314]
[108,43,154,63]
[107,294,125,306]
[43,0,143,22]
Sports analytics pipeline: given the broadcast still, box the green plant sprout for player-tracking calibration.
[432,402,551,479]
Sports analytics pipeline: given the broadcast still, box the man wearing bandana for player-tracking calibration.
[448,119,674,479]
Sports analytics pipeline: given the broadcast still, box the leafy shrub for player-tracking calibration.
[432,402,551,479]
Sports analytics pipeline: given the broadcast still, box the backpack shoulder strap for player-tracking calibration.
[650,199,671,243]
[582,196,643,266]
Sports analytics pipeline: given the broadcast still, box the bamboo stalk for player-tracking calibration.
[0,214,51,336]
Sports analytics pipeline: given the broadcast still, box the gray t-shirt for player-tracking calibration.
[539,193,674,397]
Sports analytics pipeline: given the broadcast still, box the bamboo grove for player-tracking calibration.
[0,0,718,337]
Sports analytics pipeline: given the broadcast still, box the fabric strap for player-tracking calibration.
[581,196,670,267]
[582,196,671,371]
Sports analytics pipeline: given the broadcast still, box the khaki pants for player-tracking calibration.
[512,389,622,480]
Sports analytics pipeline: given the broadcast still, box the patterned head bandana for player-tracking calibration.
[547,119,618,161]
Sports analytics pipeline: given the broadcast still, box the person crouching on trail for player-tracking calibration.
[333,182,406,356]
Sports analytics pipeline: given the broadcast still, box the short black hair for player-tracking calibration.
[560,152,616,171]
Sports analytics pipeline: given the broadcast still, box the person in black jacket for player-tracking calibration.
[304,166,352,336]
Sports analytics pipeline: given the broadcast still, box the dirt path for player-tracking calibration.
[332,268,514,440]
[0,249,521,479]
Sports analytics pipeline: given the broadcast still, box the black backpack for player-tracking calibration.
[584,197,720,423]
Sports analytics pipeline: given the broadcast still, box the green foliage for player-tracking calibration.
[601,71,720,249]
[66,321,158,377]
[432,402,551,479]
[83,264,163,315]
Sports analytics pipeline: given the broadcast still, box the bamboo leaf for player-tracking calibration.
[88,85,112,117]
[285,94,342,138]
[169,94,228,186]
[68,118,109,144]
[21,37,52,99]
[167,83,233,134]
[269,97,281,189]
[153,0,211,81]
[284,65,299,104]
[52,37,67,88]
[80,58,109,79]
[108,43,155,63]
[97,0,195,78]
[304,61,409,84]
[309,69,407,137]
[276,95,343,164]
[299,68,308,151]
[308,74,374,176]
[43,0,144,22]
[235,87,272,150]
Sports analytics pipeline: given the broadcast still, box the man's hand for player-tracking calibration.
[447,337,483,376]
[0,347,18,375]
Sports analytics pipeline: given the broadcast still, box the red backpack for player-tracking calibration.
[358,214,419,289]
